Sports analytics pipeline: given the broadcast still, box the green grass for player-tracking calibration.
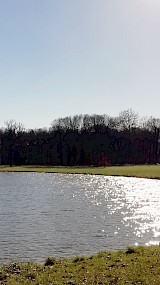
[0,164,160,179]
[1,246,160,284]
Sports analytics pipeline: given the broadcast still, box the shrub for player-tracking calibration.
[44,257,56,266]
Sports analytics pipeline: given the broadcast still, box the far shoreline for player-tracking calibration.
[0,164,160,180]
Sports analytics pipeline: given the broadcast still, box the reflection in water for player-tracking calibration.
[84,176,160,245]
[0,173,160,263]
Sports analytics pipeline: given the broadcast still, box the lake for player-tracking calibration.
[0,172,160,264]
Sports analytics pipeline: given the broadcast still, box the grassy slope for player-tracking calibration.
[1,246,160,285]
[0,164,160,179]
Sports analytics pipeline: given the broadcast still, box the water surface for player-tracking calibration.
[0,172,160,263]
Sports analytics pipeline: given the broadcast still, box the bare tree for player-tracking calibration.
[70,115,83,130]
[4,120,25,134]
[4,120,25,166]
[82,114,92,130]
[107,116,119,130]
[117,109,139,131]
[140,116,160,132]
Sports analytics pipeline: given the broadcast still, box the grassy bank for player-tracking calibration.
[0,164,160,179]
[1,246,160,285]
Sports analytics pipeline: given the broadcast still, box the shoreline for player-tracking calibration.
[0,164,160,180]
[1,245,160,284]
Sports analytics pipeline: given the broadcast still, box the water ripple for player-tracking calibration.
[0,172,160,263]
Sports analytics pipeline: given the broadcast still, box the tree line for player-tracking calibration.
[0,109,160,166]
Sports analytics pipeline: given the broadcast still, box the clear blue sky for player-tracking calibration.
[0,0,160,129]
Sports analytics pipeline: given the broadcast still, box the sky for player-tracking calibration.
[0,0,160,129]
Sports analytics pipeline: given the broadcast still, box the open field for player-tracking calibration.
[1,246,160,285]
[0,164,160,179]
